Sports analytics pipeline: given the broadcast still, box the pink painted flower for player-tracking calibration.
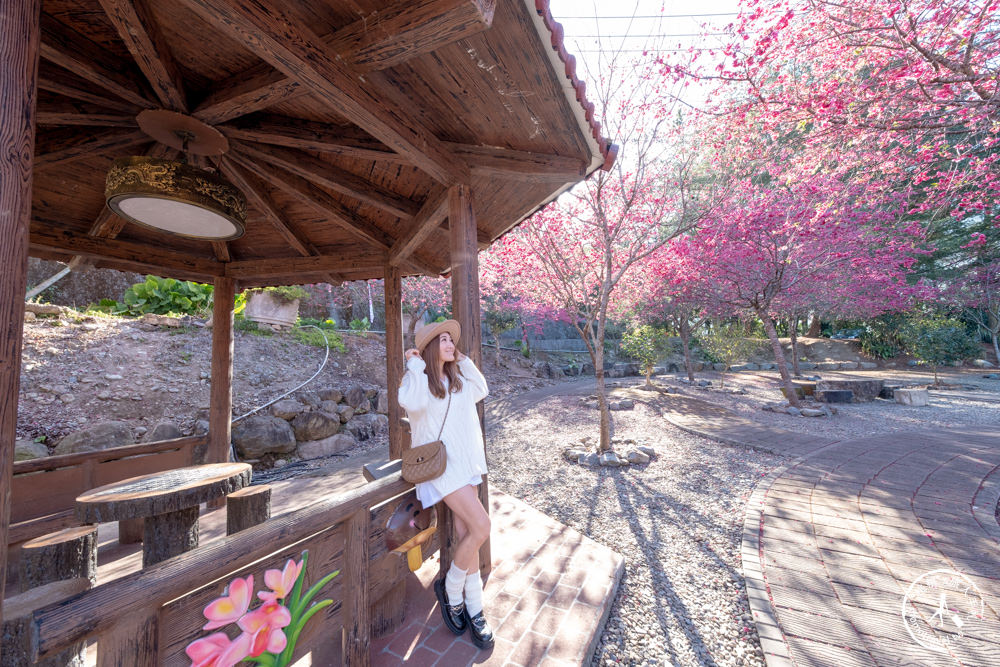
[185,632,251,667]
[238,600,292,657]
[203,575,254,630]
[258,558,303,603]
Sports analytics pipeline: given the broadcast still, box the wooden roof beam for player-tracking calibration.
[389,188,448,267]
[233,141,419,219]
[30,227,221,278]
[38,66,143,114]
[178,0,468,184]
[36,112,136,127]
[448,143,587,182]
[226,252,388,279]
[97,0,189,111]
[34,130,149,171]
[218,117,404,163]
[191,0,494,125]
[39,13,155,110]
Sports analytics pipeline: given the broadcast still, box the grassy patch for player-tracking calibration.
[291,326,346,352]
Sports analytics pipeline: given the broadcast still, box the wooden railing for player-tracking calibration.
[29,472,418,666]
[9,436,205,546]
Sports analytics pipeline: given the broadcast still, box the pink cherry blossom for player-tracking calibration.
[202,575,254,631]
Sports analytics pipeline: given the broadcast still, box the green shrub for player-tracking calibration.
[235,316,272,336]
[291,326,346,352]
[85,298,128,316]
[859,314,906,359]
[698,324,764,387]
[901,316,979,383]
[622,324,664,385]
[247,285,309,304]
[122,276,213,316]
[349,317,371,333]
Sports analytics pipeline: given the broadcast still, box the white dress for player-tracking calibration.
[398,356,489,507]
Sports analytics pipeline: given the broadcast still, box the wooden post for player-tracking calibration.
[209,277,235,465]
[97,610,158,667]
[226,485,271,535]
[447,184,491,574]
[384,264,404,460]
[0,0,40,622]
[341,508,370,666]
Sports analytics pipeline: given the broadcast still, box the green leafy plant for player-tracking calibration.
[349,317,371,333]
[291,326,346,352]
[122,276,213,316]
[235,317,273,337]
[901,316,979,385]
[248,285,309,304]
[621,324,664,387]
[698,324,764,388]
[859,313,906,359]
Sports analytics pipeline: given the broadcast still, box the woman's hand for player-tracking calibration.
[405,348,421,360]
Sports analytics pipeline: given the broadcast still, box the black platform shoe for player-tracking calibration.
[434,578,467,635]
[465,608,495,649]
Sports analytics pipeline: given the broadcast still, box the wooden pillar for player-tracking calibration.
[0,0,40,622]
[384,265,405,460]
[341,508,370,665]
[447,184,491,574]
[209,277,235,465]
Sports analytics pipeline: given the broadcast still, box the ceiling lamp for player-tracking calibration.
[105,110,247,240]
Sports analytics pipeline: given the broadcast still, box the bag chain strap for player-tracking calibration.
[436,391,452,441]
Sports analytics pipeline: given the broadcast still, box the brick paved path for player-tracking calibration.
[745,427,1000,666]
[371,490,624,666]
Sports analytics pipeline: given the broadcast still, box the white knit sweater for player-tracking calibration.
[398,356,489,507]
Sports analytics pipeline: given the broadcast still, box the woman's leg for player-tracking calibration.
[442,485,490,572]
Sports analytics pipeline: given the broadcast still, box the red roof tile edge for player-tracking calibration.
[532,0,619,172]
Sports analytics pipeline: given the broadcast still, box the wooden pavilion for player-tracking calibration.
[0,0,615,663]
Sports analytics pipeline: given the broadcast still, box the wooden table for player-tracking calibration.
[76,462,252,566]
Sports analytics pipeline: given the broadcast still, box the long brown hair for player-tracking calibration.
[421,334,464,399]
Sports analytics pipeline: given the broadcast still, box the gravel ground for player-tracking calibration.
[682,369,1000,441]
[485,370,999,666]
[487,395,783,667]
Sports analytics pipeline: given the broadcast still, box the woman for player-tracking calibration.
[398,319,494,649]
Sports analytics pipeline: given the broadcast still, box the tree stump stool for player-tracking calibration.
[118,517,144,544]
[18,525,97,593]
[2,579,90,667]
[226,485,272,535]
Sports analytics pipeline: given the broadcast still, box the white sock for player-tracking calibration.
[445,562,467,607]
[464,571,484,616]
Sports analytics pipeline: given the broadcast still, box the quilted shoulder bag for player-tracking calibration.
[401,391,451,483]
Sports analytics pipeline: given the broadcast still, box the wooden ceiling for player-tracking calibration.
[29,0,615,287]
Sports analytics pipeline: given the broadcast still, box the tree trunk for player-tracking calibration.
[806,314,822,338]
[494,335,502,367]
[789,317,801,377]
[644,365,653,388]
[759,309,800,407]
[992,331,999,366]
[595,361,612,452]
[679,318,695,382]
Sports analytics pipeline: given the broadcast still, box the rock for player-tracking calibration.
[335,404,355,423]
[318,387,343,403]
[271,399,305,420]
[816,379,883,402]
[579,453,601,466]
[291,411,341,441]
[193,419,210,436]
[297,433,356,460]
[144,421,182,442]
[697,380,711,387]
[376,389,389,414]
[907,360,921,367]
[564,448,588,462]
[859,362,878,370]
[985,374,1000,380]
[59,393,75,403]
[141,313,182,327]
[730,363,759,372]
[25,303,62,315]
[627,450,651,464]
[344,413,388,441]
[15,439,49,461]
[839,361,859,370]
[54,421,134,455]
[815,362,841,370]
[345,386,367,409]
[785,407,801,416]
[318,400,340,415]
[816,389,854,403]
[973,359,995,368]
[712,363,726,371]
[894,388,929,407]
[231,416,296,458]
[294,390,321,409]
[798,362,817,370]
[800,408,825,417]
[599,452,621,467]
[879,384,903,399]
[105,373,123,381]
[274,459,287,467]
[637,445,656,457]
[135,426,148,436]
[24,310,36,321]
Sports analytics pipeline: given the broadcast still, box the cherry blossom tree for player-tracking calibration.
[682,175,922,406]
[401,276,451,347]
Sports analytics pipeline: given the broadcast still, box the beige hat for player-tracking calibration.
[414,319,461,353]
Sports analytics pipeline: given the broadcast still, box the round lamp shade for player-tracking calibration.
[106,156,247,240]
